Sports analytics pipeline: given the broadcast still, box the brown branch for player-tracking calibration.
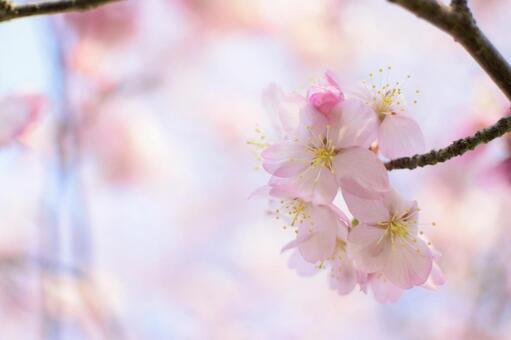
[450,0,468,13]
[0,0,121,22]
[385,115,511,170]
[385,0,511,170]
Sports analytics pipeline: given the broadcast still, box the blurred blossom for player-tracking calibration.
[63,2,139,45]
[0,94,44,147]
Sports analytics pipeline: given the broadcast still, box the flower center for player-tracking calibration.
[387,220,408,238]
[336,239,347,251]
[362,67,416,119]
[309,140,335,170]
[373,88,400,116]
[377,214,411,241]
[273,198,310,230]
[288,199,307,226]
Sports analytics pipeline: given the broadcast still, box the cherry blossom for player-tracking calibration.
[277,197,348,263]
[260,81,388,204]
[277,197,361,295]
[254,70,444,303]
[358,68,425,159]
[360,273,403,303]
[327,238,362,295]
[345,189,433,289]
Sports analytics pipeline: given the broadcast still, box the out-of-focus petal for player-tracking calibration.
[370,275,403,303]
[329,254,358,295]
[422,261,445,290]
[262,84,305,134]
[287,250,320,277]
[0,94,44,146]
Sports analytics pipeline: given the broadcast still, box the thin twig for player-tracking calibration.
[385,0,511,170]
[0,0,121,23]
[385,115,511,170]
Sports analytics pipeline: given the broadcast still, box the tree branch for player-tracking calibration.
[450,0,469,13]
[385,115,511,170]
[388,0,511,101]
[0,0,121,22]
[385,0,511,170]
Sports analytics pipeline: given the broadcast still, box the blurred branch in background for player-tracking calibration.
[385,0,511,170]
[0,0,121,23]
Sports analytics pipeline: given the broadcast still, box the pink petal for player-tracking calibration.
[0,94,43,146]
[382,189,417,217]
[296,205,338,262]
[347,224,389,273]
[281,233,312,253]
[273,161,308,177]
[307,72,344,116]
[248,185,271,199]
[378,115,426,159]
[329,255,357,295]
[333,147,389,197]
[324,71,341,88]
[370,275,403,303]
[275,167,338,205]
[358,272,370,293]
[294,104,329,142]
[383,237,433,289]
[261,143,309,177]
[325,203,350,225]
[331,99,378,149]
[422,261,445,290]
[262,84,304,134]
[287,250,320,277]
[342,190,389,224]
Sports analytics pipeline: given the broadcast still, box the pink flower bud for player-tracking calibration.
[307,72,344,115]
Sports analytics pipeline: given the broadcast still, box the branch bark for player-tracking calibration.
[385,0,511,170]
[385,115,511,170]
[0,0,121,23]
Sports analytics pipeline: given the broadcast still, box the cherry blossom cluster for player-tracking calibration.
[252,71,444,302]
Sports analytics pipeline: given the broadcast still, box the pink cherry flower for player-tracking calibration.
[307,72,344,116]
[279,198,348,263]
[260,89,388,204]
[422,247,445,290]
[358,69,425,159]
[328,238,362,295]
[345,189,433,289]
[285,233,361,295]
[360,273,403,303]
[0,94,44,147]
[275,195,360,294]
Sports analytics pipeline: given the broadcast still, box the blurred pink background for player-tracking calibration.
[0,0,511,339]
